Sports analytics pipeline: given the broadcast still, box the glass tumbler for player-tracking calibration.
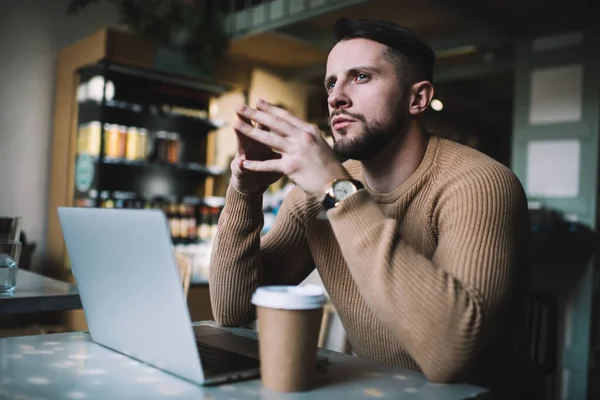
[0,240,21,293]
[0,216,21,241]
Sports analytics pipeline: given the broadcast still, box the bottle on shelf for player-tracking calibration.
[102,198,114,208]
[167,133,180,164]
[77,121,101,157]
[198,206,211,241]
[125,126,139,161]
[187,204,197,240]
[137,128,148,160]
[161,104,208,120]
[117,125,128,159]
[101,124,151,161]
[73,198,95,207]
[169,203,180,239]
[154,131,169,164]
[178,203,188,240]
[103,123,120,159]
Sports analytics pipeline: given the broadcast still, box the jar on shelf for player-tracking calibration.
[169,203,180,238]
[117,125,128,159]
[125,126,138,161]
[154,131,169,163]
[178,203,188,239]
[77,121,101,157]
[103,124,120,158]
[187,204,197,239]
[102,198,115,208]
[77,124,88,155]
[137,128,148,160]
[88,121,101,156]
[167,133,180,164]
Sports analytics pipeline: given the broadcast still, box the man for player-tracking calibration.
[209,17,542,398]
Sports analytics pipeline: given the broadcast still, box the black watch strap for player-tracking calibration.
[322,178,364,211]
[322,192,338,211]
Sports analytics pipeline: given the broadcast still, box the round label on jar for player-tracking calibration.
[75,154,95,193]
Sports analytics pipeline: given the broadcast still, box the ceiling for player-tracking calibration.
[223,0,595,78]
[219,0,598,163]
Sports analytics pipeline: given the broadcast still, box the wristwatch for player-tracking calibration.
[322,178,364,210]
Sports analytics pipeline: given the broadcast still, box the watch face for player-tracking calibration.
[333,180,357,200]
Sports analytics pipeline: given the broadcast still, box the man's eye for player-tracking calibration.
[356,73,369,81]
[326,82,335,91]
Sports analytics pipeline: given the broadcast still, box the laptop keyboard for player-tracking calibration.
[196,340,260,376]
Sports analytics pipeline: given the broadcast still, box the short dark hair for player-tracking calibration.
[331,17,435,86]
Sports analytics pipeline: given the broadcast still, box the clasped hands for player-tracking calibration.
[231,99,350,201]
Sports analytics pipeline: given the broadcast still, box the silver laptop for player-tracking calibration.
[57,206,262,385]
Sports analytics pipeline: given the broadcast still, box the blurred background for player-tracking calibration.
[0,0,599,399]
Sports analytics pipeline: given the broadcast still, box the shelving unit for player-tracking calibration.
[68,60,231,299]
[46,28,234,331]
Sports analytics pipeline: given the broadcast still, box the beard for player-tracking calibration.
[329,101,408,161]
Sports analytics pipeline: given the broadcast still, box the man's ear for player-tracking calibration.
[409,81,434,116]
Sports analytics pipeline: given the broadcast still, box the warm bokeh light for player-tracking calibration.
[430,99,444,111]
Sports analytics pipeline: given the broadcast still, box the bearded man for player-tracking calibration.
[209,17,543,399]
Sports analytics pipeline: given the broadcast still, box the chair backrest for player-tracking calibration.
[18,231,36,271]
[175,252,192,299]
[527,291,559,377]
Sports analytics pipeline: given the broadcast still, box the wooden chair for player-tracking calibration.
[175,252,192,299]
[527,292,559,400]
[319,300,351,354]
[318,301,332,347]
[17,231,36,272]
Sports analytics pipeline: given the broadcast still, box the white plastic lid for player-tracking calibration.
[251,284,327,310]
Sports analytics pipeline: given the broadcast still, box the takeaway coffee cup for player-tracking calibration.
[251,284,327,392]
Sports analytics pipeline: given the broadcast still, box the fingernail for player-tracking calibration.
[238,105,247,113]
[257,99,266,106]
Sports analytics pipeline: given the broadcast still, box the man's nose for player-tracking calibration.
[328,87,352,109]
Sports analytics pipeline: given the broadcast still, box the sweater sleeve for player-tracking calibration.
[209,185,316,326]
[326,165,528,383]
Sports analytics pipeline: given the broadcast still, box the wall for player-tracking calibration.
[510,28,600,399]
[213,90,246,168]
[213,67,316,169]
[247,68,314,120]
[0,0,120,264]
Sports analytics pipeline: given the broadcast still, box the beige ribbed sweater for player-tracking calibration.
[209,136,541,395]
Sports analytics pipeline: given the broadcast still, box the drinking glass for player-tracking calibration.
[0,217,21,241]
[0,240,21,293]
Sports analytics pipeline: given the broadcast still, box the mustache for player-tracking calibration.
[328,110,366,127]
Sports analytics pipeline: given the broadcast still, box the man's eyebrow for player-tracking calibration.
[349,65,381,75]
[324,65,381,87]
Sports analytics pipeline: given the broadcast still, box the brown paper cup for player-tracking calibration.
[252,285,327,392]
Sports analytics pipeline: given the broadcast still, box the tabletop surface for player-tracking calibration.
[0,270,81,315]
[0,322,491,400]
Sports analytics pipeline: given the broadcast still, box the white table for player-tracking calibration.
[0,321,492,399]
[0,270,81,315]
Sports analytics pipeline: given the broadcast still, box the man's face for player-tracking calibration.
[325,38,408,160]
